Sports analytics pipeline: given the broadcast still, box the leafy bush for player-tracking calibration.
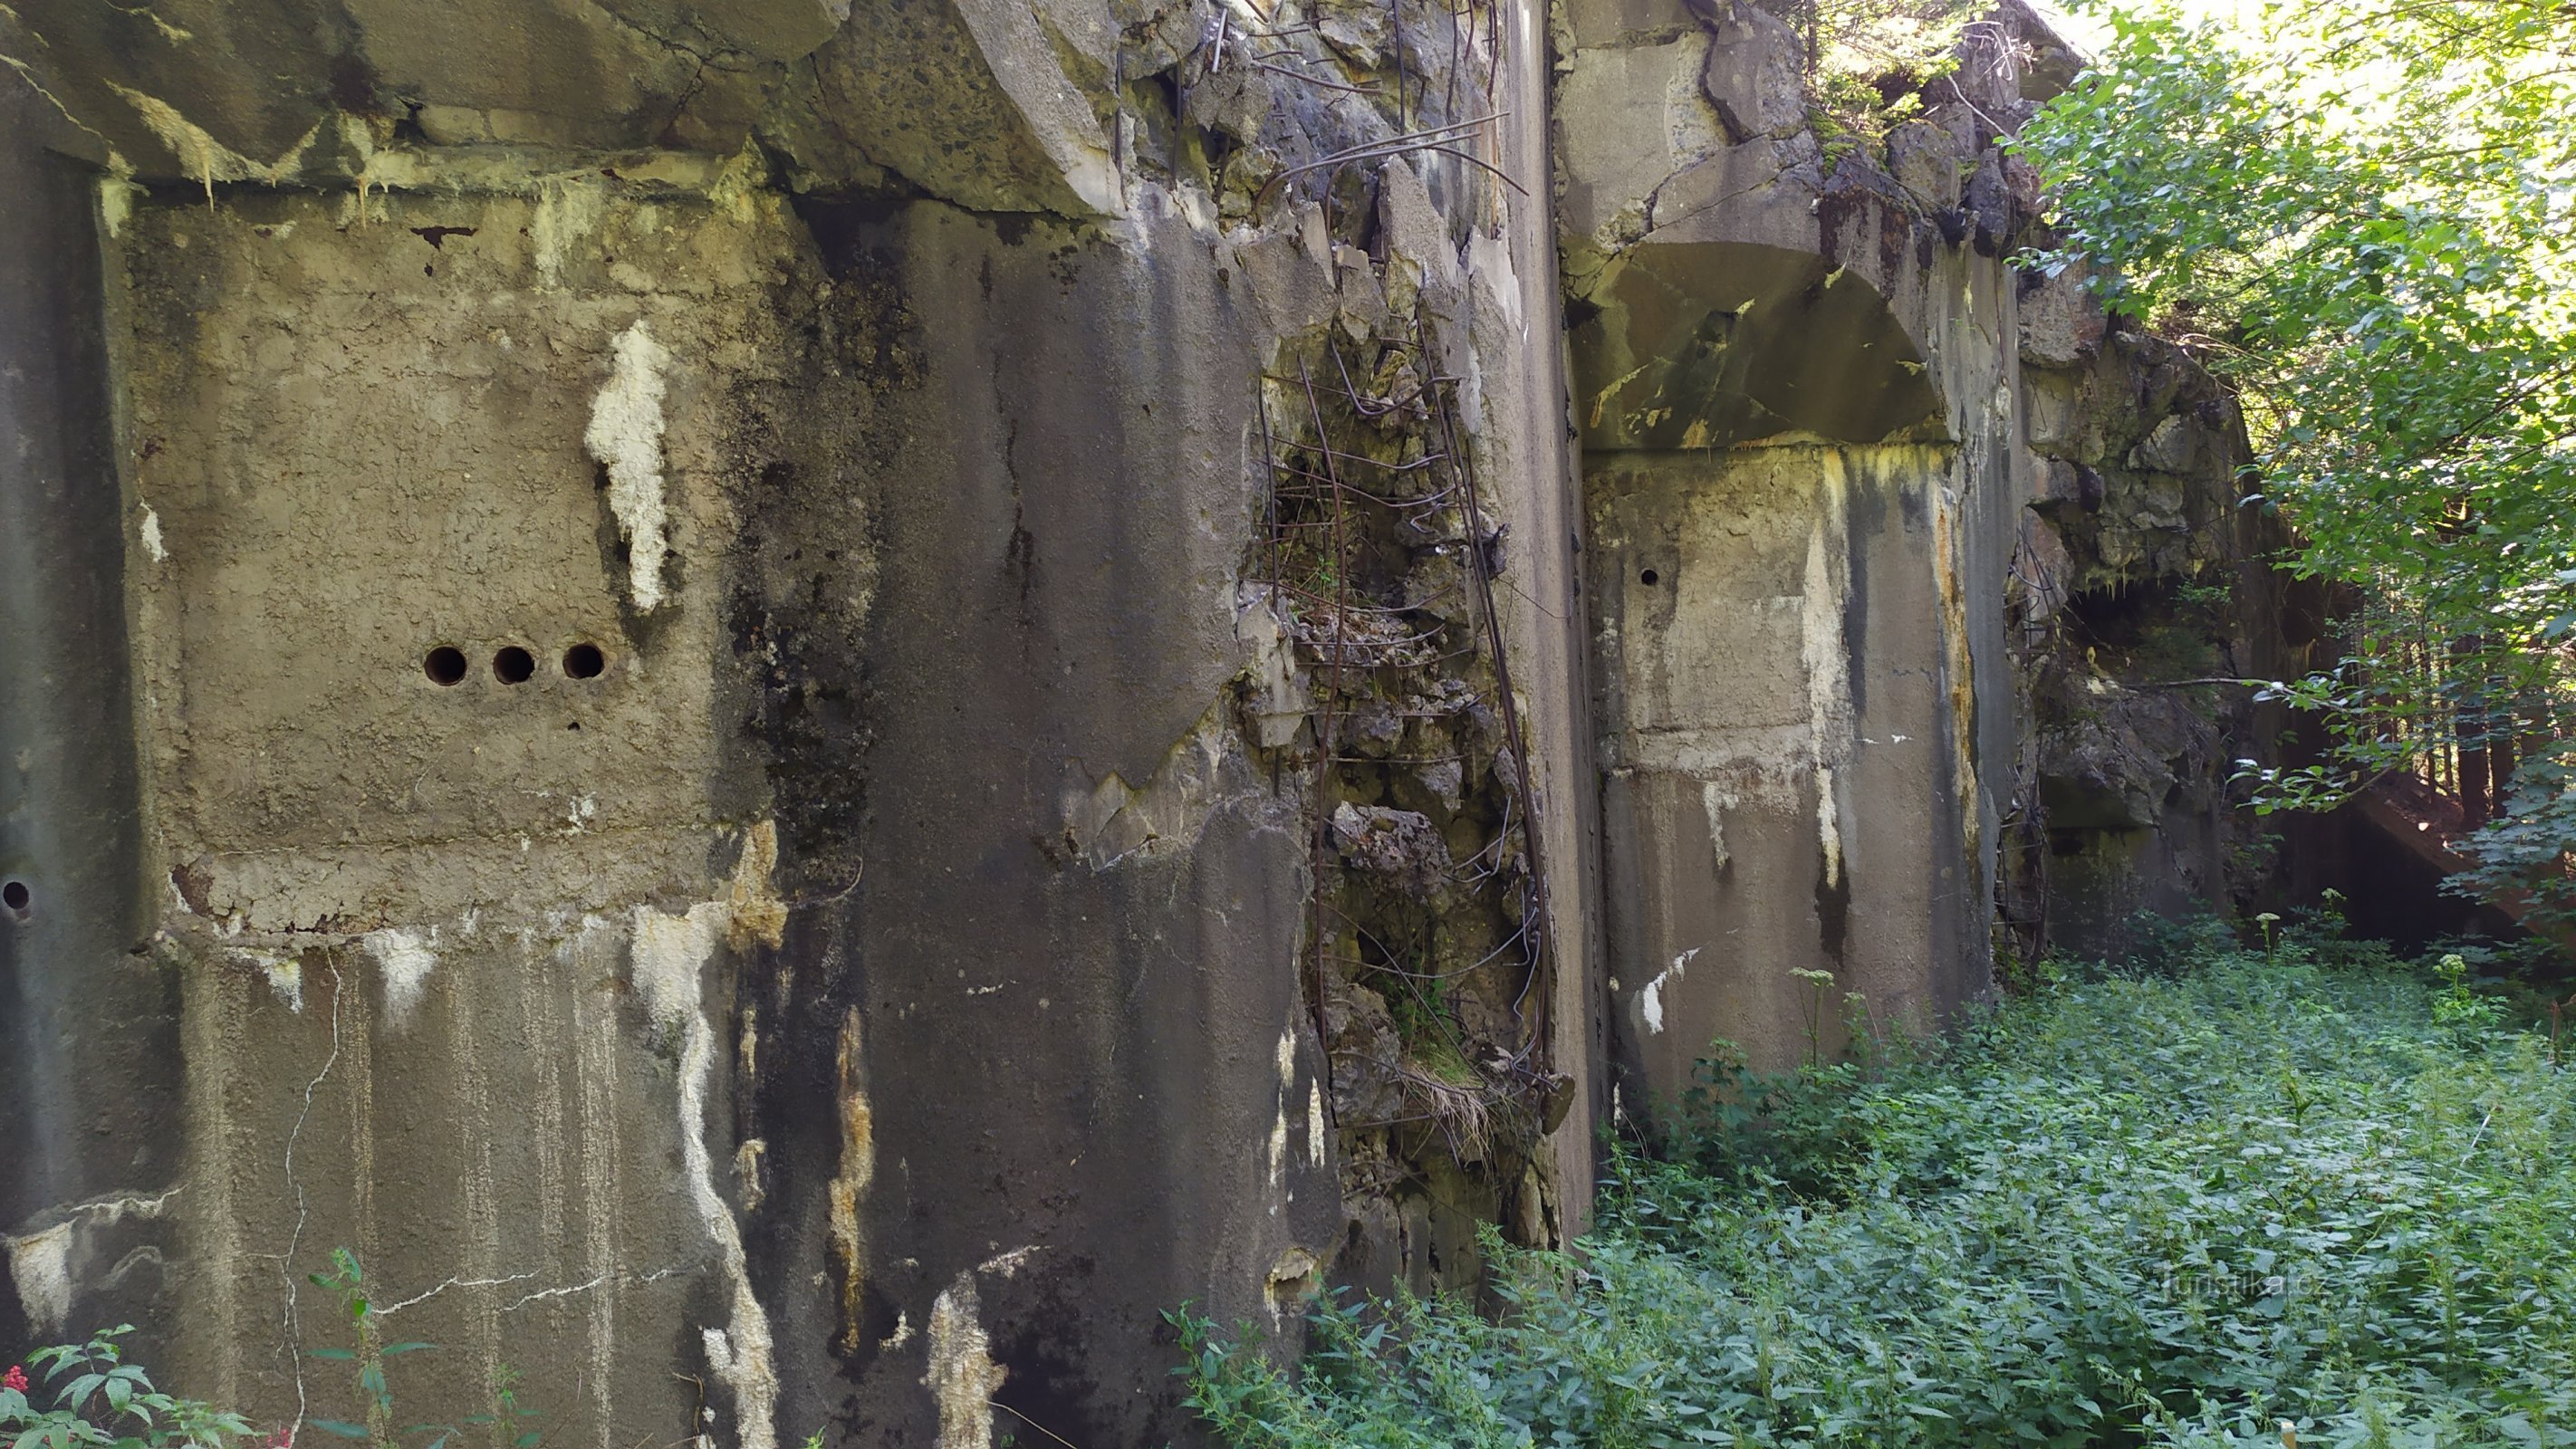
[2,1252,553,1449]
[2448,744,2576,940]
[1177,936,2576,1446]
[2012,0,2576,902]
[1,1329,255,1449]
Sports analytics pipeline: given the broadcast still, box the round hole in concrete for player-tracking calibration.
[3,879,29,917]
[1639,568,1660,586]
[562,642,605,679]
[494,646,536,685]
[425,647,469,685]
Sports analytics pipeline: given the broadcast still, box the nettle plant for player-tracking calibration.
[0,1251,553,1449]
[1177,932,2576,1448]
[0,1328,255,1449]
[302,1251,541,1449]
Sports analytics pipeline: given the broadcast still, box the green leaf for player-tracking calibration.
[304,1424,369,1442]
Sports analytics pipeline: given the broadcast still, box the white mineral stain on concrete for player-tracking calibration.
[104,84,319,198]
[5,1190,178,1336]
[584,321,675,613]
[6,1223,74,1335]
[532,178,606,289]
[1801,456,1856,888]
[1813,764,1844,890]
[1306,1082,1327,1168]
[925,1271,1008,1449]
[97,174,136,238]
[1268,1025,1298,1200]
[624,822,790,1449]
[634,900,779,1449]
[1699,781,1731,871]
[1639,947,1697,1035]
[363,927,437,1025]
[139,504,166,561]
[262,954,304,1012]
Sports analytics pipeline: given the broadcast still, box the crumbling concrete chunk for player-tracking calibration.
[1331,802,1455,893]
[1962,148,2014,254]
[1322,984,1409,1124]
[2039,686,2219,831]
[2129,415,2199,474]
[2036,457,2104,513]
[2016,511,2071,621]
[1317,5,1389,71]
[765,0,1119,212]
[1555,37,1719,244]
[1699,0,1806,142]
[638,0,854,61]
[2018,266,2108,367]
[1887,120,1964,211]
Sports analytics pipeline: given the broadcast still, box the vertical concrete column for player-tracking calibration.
[0,81,184,1348]
[1555,0,2020,1114]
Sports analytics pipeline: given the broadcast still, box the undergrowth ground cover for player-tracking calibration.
[1175,929,2576,1447]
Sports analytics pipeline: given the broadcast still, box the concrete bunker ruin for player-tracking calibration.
[1572,235,1995,1105]
[1,0,2300,1440]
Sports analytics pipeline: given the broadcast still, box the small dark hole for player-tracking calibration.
[3,880,28,914]
[562,642,606,679]
[425,647,468,685]
[1639,569,1660,586]
[494,646,535,684]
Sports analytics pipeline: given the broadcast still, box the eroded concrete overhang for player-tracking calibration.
[0,0,1120,214]
[1570,239,1946,451]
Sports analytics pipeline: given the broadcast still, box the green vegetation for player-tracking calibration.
[1781,0,1980,154]
[2013,0,2576,917]
[1176,928,2576,1445]
[0,1252,552,1449]
[301,1249,545,1449]
[1,1327,255,1449]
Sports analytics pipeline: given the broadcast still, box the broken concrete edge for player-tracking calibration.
[4,0,1537,232]
[1552,0,2092,452]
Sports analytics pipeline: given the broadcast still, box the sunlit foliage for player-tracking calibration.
[2014,0,2576,908]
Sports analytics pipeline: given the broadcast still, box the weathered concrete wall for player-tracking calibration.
[1999,288,2308,959]
[4,0,2307,1435]
[0,77,186,1355]
[2,0,1597,1444]
[1556,0,2072,1094]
